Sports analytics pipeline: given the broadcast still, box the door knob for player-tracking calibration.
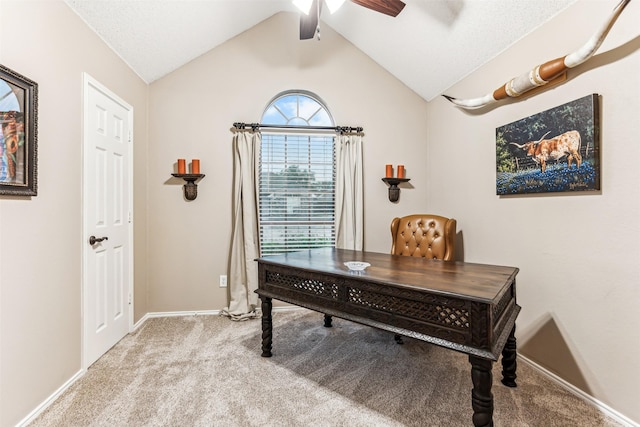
[89,236,109,245]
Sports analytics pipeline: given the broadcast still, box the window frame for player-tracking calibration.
[258,91,337,257]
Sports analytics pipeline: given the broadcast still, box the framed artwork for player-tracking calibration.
[0,64,38,196]
[496,94,600,195]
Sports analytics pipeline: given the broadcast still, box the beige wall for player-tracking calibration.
[0,2,148,426]
[146,12,429,312]
[426,1,640,423]
[2,0,639,426]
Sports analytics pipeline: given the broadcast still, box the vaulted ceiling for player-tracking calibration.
[64,0,577,101]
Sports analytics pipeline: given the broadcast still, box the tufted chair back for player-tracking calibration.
[390,214,456,260]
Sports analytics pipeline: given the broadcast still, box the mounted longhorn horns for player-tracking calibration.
[443,0,631,109]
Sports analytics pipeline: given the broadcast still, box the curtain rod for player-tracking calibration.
[233,122,363,134]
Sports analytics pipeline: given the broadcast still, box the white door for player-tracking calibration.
[83,74,133,368]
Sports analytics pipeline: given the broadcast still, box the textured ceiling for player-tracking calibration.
[64,0,577,101]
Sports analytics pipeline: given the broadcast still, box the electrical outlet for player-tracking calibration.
[219,275,227,288]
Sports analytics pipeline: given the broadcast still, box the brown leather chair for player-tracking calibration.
[390,214,456,261]
[390,214,456,344]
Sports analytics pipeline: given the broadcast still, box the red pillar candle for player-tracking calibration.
[177,158,186,174]
[385,164,393,178]
[191,159,200,174]
[397,165,405,178]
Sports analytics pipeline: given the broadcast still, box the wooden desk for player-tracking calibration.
[256,248,520,427]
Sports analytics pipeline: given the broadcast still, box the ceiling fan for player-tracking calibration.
[294,0,406,40]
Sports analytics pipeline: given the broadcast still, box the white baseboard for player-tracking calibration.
[518,354,639,427]
[133,309,222,331]
[132,306,303,330]
[16,368,85,427]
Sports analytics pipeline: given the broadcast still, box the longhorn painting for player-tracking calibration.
[496,94,600,195]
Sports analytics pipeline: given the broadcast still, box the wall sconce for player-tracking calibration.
[173,159,204,200]
[382,164,409,202]
[382,177,410,202]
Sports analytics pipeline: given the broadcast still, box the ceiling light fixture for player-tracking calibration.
[293,0,313,15]
[293,0,345,15]
[325,0,346,14]
[297,0,405,41]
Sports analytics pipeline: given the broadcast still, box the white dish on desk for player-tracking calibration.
[344,261,371,271]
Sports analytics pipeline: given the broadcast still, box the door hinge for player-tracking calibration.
[128,293,132,305]
[128,211,132,223]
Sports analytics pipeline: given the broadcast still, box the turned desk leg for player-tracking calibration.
[323,314,333,327]
[501,325,518,387]
[469,356,494,427]
[260,297,273,358]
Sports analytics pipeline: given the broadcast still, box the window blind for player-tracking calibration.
[259,133,336,256]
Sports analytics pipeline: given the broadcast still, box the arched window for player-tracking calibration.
[258,91,336,255]
[262,90,334,127]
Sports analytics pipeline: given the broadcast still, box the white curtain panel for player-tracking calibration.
[223,130,261,321]
[335,133,364,250]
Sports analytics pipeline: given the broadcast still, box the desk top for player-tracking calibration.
[257,247,519,304]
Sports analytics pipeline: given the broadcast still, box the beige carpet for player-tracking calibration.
[31,309,622,427]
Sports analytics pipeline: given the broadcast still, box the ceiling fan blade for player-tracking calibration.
[300,0,321,40]
[350,0,406,17]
